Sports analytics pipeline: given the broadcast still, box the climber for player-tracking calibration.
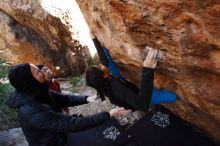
[86,36,177,111]
[7,63,130,146]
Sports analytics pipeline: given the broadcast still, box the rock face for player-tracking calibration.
[0,0,90,76]
[76,0,220,141]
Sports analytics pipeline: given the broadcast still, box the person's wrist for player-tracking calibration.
[143,65,156,68]
[109,110,115,117]
[143,62,157,68]
[85,96,89,103]
[109,112,114,117]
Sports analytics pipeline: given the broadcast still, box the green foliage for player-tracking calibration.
[0,84,11,106]
[70,75,82,86]
[0,59,11,104]
[0,59,18,130]
[0,60,9,78]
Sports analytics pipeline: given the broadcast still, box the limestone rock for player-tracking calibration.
[0,0,90,76]
[76,0,220,141]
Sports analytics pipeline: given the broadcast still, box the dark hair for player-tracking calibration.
[86,66,111,101]
[36,64,45,70]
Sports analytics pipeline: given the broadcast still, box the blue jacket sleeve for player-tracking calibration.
[49,90,88,107]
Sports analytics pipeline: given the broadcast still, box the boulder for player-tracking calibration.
[76,0,220,141]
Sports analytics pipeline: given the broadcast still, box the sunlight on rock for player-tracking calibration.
[40,0,97,57]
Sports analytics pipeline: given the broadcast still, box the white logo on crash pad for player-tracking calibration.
[103,126,120,141]
[151,111,170,128]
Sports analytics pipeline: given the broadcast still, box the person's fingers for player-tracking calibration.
[122,109,132,114]
[118,108,131,113]
[95,95,99,99]
[154,50,159,65]
[87,94,100,102]
[154,49,158,59]
[152,49,158,61]
[115,107,126,112]
[143,47,159,68]
[118,108,128,112]
[147,49,155,61]
[145,47,152,51]
[151,54,157,66]
[121,109,132,115]
[112,107,124,112]
[145,49,153,61]
[150,49,157,61]
[92,100,99,103]
[110,107,132,117]
[94,96,101,102]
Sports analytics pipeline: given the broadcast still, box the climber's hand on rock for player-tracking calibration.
[143,47,158,68]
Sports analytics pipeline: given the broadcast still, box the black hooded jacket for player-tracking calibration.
[7,90,110,146]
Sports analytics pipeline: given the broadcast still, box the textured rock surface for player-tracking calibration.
[76,0,220,141]
[0,0,90,76]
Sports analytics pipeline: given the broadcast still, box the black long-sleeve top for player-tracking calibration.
[92,38,154,111]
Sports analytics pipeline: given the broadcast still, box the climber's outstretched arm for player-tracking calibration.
[92,37,109,67]
[92,37,124,80]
